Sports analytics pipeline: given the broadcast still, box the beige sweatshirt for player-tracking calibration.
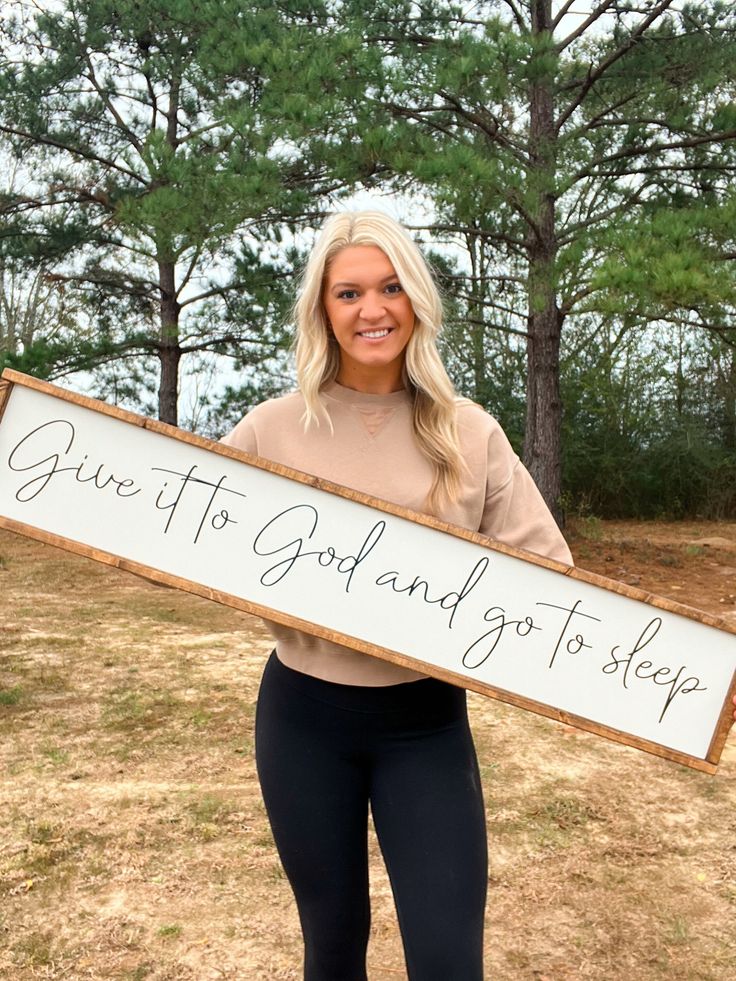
[221,381,573,686]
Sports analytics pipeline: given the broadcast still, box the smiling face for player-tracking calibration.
[322,245,416,394]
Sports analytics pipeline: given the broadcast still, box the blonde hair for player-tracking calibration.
[294,210,465,510]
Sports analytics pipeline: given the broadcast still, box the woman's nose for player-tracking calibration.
[359,292,386,320]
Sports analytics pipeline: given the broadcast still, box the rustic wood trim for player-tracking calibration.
[706,670,736,764]
[3,368,735,638]
[0,377,13,428]
[0,512,723,774]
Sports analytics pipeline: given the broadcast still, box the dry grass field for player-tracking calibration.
[1,520,735,980]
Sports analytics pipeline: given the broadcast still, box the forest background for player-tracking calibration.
[2,0,736,523]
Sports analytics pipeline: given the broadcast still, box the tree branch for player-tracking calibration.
[551,0,580,32]
[0,125,147,184]
[442,271,527,286]
[167,71,181,149]
[179,273,289,308]
[556,1,618,52]
[450,288,527,321]
[496,0,527,33]
[558,185,650,244]
[44,270,159,296]
[457,314,529,339]
[556,0,675,133]
[144,67,159,133]
[571,129,736,183]
[81,50,144,156]
[559,282,604,317]
[567,90,657,139]
[180,332,286,355]
[581,162,736,179]
[406,222,527,256]
[562,317,632,362]
[176,244,204,298]
[437,88,529,161]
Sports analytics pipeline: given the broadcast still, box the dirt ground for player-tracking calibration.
[1,519,735,980]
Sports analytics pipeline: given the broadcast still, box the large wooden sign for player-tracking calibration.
[0,369,734,773]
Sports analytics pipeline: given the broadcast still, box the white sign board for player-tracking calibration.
[0,370,734,773]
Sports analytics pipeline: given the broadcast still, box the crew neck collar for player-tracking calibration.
[322,380,412,408]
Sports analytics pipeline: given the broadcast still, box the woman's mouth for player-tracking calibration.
[358,328,393,339]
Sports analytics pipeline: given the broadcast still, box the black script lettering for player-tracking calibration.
[253,504,318,586]
[253,504,384,591]
[333,520,385,593]
[155,465,198,533]
[443,558,489,629]
[376,556,489,630]
[602,617,662,690]
[646,665,708,723]
[152,466,244,543]
[537,600,600,669]
[462,605,540,670]
[193,474,240,542]
[603,618,707,721]
[376,571,430,596]
[8,419,142,502]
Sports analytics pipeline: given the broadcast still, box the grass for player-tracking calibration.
[0,685,23,705]
[40,744,69,766]
[184,791,236,841]
[101,686,181,731]
[684,544,706,557]
[124,963,154,980]
[664,915,692,946]
[13,931,55,968]
[28,821,58,845]
[570,514,604,541]
[187,791,232,825]
[189,707,212,727]
[527,793,601,846]
[0,527,735,980]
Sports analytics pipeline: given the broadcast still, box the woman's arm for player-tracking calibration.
[477,418,572,566]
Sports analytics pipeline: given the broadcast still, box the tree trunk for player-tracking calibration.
[158,259,181,426]
[468,232,488,405]
[157,70,182,427]
[723,343,736,452]
[524,277,562,515]
[523,0,563,523]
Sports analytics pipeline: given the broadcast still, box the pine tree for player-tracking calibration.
[343,0,736,518]
[0,0,349,424]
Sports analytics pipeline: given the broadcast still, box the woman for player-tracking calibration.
[222,211,573,980]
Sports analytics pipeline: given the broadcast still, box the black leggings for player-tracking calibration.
[255,652,488,981]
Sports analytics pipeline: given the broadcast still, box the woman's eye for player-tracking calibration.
[338,289,358,300]
[385,283,403,295]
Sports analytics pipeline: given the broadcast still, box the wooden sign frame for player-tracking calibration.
[0,368,734,774]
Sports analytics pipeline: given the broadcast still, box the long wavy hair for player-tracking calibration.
[294,211,465,510]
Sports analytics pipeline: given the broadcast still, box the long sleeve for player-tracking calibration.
[473,412,573,566]
[219,412,258,455]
